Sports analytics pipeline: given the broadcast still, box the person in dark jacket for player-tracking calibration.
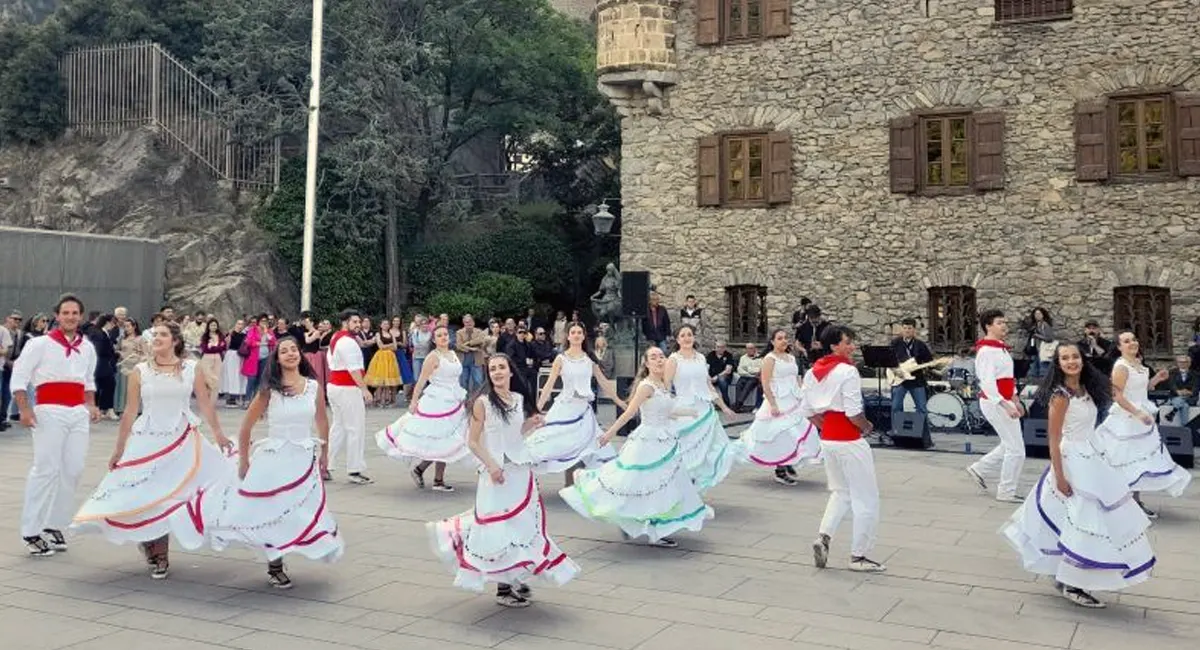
[90,313,120,420]
[642,292,672,351]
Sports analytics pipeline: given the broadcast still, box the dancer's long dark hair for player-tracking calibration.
[469,353,537,424]
[564,323,602,366]
[260,336,316,396]
[1034,342,1111,409]
[670,324,699,354]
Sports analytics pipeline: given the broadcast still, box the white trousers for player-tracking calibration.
[818,437,879,558]
[21,405,90,538]
[971,400,1025,499]
[327,385,367,473]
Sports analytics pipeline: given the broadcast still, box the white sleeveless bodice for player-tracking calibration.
[768,352,801,398]
[135,360,197,431]
[672,353,711,403]
[1114,358,1151,411]
[559,354,595,400]
[267,379,318,442]
[428,351,463,389]
[638,381,674,427]
[481,393,531,465]
[1059,392,1099,444]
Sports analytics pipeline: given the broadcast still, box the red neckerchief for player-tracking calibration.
[973,338,1012,351]
[812,354,853,381]
[49,329,83,357]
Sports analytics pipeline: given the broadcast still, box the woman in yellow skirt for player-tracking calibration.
[365,319,402,406]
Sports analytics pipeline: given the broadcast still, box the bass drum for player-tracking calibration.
[927,392,967,430]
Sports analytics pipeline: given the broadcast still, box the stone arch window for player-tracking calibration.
[889,109,1006,195]
[726,284,767,343]
[1075,92,1200,182]
[1113,286,1172,356]
[927,286,978,353]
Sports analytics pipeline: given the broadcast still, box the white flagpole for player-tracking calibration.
[300,0,325,311]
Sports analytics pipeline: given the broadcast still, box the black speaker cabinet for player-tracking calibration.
[862,394,892,434]
[1022,418,1051,460]
[621,271,650,317]
[891,412,931,449]
[1159,425,1195,469]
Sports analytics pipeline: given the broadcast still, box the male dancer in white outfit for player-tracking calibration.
[966,309,1026,502]
[326,309,373,484]
[13,294,100,556]
[803,325,885,573]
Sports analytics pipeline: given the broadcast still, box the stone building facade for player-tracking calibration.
[596,0,1200,359]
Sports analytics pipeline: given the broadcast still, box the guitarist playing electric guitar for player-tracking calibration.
[889,318,935,444]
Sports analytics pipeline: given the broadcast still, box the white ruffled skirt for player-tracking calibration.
[559,421,713,541]
[1093,403,1191,496]
[1002,438,1155,592]
[205,437,343,562]
[428,464,579,592]
[738,391,821,468]
[73,416,233,550]
[376,383,471,464]
[672,397,741,492]
[219,353,246,396]
[525,397,616,474]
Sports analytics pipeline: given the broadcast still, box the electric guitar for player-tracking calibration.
[886,357,953,387]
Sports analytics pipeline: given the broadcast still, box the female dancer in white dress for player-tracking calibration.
[560,347,713,548]
[206,337,342,589]
[526,324,625,485]
[376,325,468,492]
[1002,342,1155,609]
[739,329,821,486]
[1092,331,1191,517]
[665,325,739,492]
[73,323,233,579]
[428,354,579,608]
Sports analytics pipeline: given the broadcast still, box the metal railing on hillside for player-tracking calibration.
[60,41,280,191]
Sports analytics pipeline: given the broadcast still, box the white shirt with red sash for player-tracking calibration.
[975,339,1016,405]
[327,330,364,388]
[11,330,97,407]
[801,355,864,442]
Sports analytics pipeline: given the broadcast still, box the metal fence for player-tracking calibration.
[0,227,166,324]
[60,41,280,191]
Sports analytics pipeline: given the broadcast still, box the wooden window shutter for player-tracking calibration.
[767,130,793,205]
[970,111,1006,191]
[695,0,720,46]
[697,135,721,206]
[1174,92,1200,177]
[889,116,917,193]
[1074,100,1109,181]
[765,0,792,38]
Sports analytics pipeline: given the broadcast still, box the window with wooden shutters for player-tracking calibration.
[697,131,792,208]
[994,0,1073,22]
[697,0,790,45]
[1114,96,1170,176]
[1113,286,1172,356]
[1172,93,1200,177]
[1075,101,1109,181]
[927,287,978,353]
[890,109,1006,195]
[1076,92,1200,182]
[727,284,768,343]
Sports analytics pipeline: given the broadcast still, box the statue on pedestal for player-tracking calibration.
[590,262,623,326]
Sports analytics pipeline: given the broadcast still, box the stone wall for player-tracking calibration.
[612,0,1200,355]
[597,0,680,73]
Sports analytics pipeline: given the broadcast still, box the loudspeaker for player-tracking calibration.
[890,412,931,449]
[621,271,650,317]
[1159,425,1195,469]
[1022,418,1051,460]
[863,394,892,433]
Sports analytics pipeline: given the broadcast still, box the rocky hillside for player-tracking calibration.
[0,128,298,322]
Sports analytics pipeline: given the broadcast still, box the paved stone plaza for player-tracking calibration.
[0,407,1197,650]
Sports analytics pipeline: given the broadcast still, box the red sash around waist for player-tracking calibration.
[821,410,861,442]
[36,382,87,407]
[328,370,357,387]
[982,377,1016,400]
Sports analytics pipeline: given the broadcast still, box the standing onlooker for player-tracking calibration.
[182,312,206,358]
[680,295,702,330]
[1078,320,1114,377]
[300,315,326,386]
[116,318,145,414]
[706,341,735,405]
[221,318,247,406]
[410,314,432,382]
[643,292,672,352]
[365,320,401,407]
[1023,307,1056,379]
[796,305,830,364]
[521,307,539,333]
[240,315,277,401]
[393,316,413,395]
[142,313,166,345]
[357,317,378,388]
[530,327,556,369]
[553,311,569,351]
[0,311,18,431]
[594,336,615,380]
[484,319,502,355]
[12,313,48,417]
[1166,355,1198,427]
[455,314,486,392]
[791,297,813,336]
[504,325,536,389]
[198,318,226,408]
[90,314,119,420]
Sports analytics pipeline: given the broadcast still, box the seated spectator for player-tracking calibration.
[706,341,734,405]
[732,342,764,413]
[1166,354,1199,427]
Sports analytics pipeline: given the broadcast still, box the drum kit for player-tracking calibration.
[899,366,992,434]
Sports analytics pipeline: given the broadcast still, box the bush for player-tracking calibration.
[470,273,533,320]
[426,292,493,321]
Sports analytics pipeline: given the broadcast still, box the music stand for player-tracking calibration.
[862,346,899,395]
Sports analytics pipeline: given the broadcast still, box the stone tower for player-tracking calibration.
[595,0,679,116]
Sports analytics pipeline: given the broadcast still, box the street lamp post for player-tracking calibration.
[299,0,326,311]
[593,199,641,435]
